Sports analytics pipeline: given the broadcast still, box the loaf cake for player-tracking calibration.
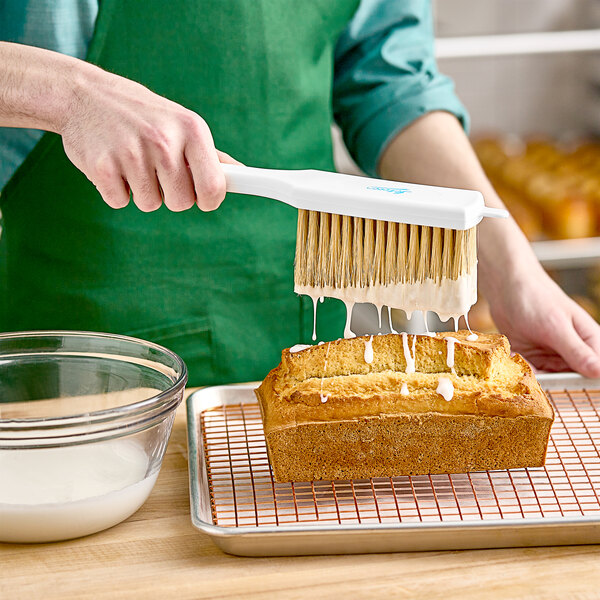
[255,331,554,482]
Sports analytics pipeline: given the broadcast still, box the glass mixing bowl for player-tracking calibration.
[0,331,187,543]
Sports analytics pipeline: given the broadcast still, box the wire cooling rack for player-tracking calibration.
[187,378,600,555]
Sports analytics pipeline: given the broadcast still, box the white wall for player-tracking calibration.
[434,0,599,137]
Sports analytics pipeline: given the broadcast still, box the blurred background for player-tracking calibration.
[335,0,600,335]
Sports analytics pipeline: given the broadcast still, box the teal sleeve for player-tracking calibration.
[333,0,469,176]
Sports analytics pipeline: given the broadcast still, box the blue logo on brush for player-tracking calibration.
[367,186,411,194]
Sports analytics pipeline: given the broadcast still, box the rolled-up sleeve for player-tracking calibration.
[333,0,469,176]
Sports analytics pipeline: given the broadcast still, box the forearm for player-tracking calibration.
[377,111,544,298]
[0,41,89,133]
[0,41,232,212]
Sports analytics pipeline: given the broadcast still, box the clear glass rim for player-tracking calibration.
[0,330,188,435]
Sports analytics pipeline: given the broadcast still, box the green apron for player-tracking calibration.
[0,0,359,386]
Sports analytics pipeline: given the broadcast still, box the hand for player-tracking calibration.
[485,263,600,377]
[60,64,240,212]
[0,42,239,211]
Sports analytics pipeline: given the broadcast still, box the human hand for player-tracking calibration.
[60,63,240,212]
[485,264,600,377]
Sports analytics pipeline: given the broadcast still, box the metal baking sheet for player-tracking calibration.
[186,376,600,556]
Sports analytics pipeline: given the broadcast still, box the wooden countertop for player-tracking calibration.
[3,390,600,600]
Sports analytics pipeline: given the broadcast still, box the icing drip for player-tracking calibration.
[436,377,454,401]
[364,335,374,364]
[402,332,415,374]
[387,306,398,334]
[401,383,409,396]
[422,313,436,337]
[445,336,460,371]
[465,313,479,341]
[295,274,477,324]
[289,344,311,353]
[311,296,318,341]
[298,284,478,344]
[343,300,356,338]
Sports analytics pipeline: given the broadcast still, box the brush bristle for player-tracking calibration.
[294,210,476,289]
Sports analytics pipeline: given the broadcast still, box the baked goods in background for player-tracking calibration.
[473,136,600,331]
[474,136,600,241]
[256,331,554,482]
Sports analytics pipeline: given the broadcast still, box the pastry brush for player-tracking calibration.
[222,164,507,320]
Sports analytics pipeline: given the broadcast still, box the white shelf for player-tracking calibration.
[436,29,600,59]
[532,238,600,269]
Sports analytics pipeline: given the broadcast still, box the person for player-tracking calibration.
[1,1,599,387]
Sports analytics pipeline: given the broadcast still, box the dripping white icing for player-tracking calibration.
[445,336,460,370]
[387,306,398,334]
[464,313,478,341]
[422,312,436,337]
[401,383,409,396]
[320,394,329,403]
[297,278,478,342]
[436,377,454,401]
[295,274,476,324]
[343,300,356,338]
[402,332,415,374]
[319,296,324,303]
[318,341,325,345]
[311,296,318,341]
[364,335,374,364]
[289,344,311,353]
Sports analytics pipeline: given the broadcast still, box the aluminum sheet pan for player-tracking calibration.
[187,375,600,556]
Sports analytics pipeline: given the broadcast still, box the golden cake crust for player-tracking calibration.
[255,331,554,482]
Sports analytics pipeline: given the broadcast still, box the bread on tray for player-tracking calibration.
[255,331,554,482]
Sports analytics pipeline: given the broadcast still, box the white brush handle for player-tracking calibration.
[222,163,507,230]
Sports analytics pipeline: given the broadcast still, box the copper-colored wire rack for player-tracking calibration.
[187,378,600,556]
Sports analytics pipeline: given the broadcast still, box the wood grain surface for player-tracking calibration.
[2,390,600,600]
